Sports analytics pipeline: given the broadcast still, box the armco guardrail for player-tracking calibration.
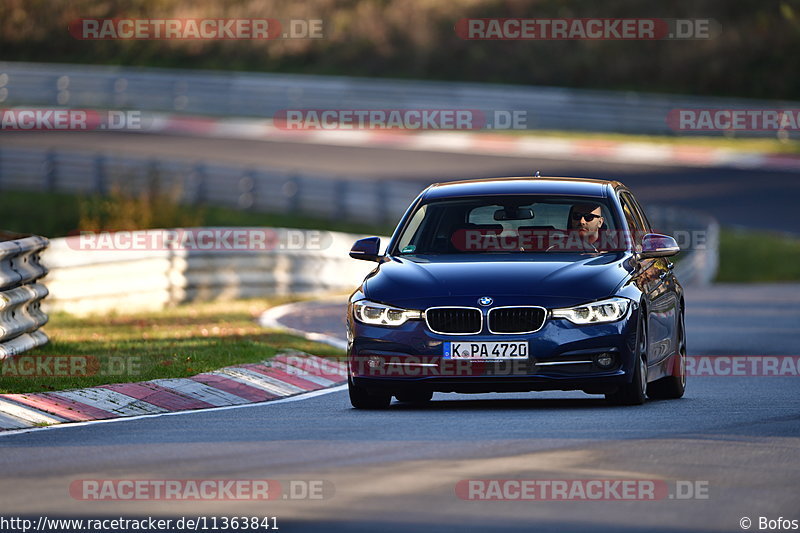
[0,232,50,358]
[0,145,424,227]
[0,61,797,137]
[41,228,378,316]
[646,206,719,286]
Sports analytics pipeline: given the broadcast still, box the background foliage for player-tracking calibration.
[2,0,798,99]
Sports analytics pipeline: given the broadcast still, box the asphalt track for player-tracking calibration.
[0,133,798,532]
[3,131,800,233]
[0,284,798,532]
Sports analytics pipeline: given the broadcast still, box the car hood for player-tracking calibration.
[363,253,633,309]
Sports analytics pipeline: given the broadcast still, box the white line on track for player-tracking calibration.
[259,298,349,351]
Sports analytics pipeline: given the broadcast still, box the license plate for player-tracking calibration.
[443,341,529,360]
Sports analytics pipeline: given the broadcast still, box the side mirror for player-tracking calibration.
[639,233,680,259]
[349,237,382,262]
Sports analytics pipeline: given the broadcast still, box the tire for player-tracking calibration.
[348,377,391,409]
[606,313,648,406]
[395,390,433,405]
[647,311,687,399]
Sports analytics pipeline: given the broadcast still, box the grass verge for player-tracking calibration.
[716,228,800,283]
[0,297,345,394]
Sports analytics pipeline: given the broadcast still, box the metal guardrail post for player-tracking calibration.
[239,170,256,210]
[191,162,207,205]
[44,149,57,192]
[335,180,348,220]
[93,154,106,195]
[285,174,301,214]
[376,181,390,227]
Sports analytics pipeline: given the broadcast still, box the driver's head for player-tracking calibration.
[569,202,604,242]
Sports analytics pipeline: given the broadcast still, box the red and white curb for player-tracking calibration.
[0,353,346,431]
[144,113,800,172]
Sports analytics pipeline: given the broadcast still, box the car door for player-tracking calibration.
[621,191,679,367]
[628,192,680,366]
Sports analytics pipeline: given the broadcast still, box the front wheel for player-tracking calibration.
[606,314,648,406]
[348,377,391,409]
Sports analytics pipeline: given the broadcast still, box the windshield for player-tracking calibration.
[393,195,623,255]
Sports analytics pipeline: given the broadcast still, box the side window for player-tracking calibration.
[619,193,645,252]
[619,194,641,232]
[627,193,652,233]
[396,204,428,251]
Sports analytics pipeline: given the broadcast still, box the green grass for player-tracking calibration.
[0,297,346,394]
[0,189,393,238]
[716,228,800,282]
[0,190,84,239]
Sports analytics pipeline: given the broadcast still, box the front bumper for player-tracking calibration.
[348,306,640,395]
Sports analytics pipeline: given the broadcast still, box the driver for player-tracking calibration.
[568,202,605,246]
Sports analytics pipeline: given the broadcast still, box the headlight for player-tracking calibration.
[551,297,630,325]
[353,300,422,327]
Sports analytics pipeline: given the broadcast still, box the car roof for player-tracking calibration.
[421,176,624,201]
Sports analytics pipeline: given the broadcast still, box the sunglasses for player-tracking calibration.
[571,212,603,222]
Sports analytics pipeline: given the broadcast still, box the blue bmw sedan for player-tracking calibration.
[347,176,686,408]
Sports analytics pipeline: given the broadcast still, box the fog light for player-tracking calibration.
[367,356,383,369]
[595,353,616,368]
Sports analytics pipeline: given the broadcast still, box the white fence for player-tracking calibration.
[0,233,49,358]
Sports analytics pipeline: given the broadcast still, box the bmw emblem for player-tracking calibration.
[478,296,493,306]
